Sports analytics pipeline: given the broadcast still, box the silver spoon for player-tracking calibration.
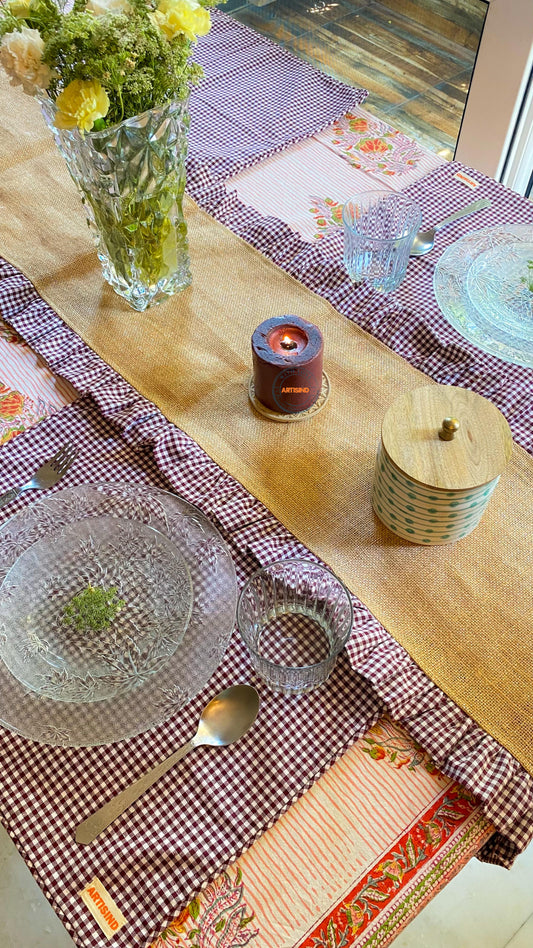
[75,684,260,845]
[410,197,491,257]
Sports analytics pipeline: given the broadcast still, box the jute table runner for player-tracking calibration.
[2,79,533,773]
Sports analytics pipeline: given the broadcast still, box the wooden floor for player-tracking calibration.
[224,0,488,158]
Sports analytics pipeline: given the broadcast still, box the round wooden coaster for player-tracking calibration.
[248,372,330,423]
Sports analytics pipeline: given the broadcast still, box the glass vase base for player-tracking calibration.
[100,256,192,311]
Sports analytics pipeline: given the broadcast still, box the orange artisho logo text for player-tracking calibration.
[281,386,310,393]
[86,886,120,931]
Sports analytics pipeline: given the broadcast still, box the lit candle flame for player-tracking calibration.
[280,334,297,351]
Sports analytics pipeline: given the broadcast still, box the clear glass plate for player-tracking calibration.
[0,484,237,746]
[433,224,533,367]
[0,517,193,704]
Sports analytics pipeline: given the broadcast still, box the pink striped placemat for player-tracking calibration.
[228,104,443,242]
[0,382,384,948]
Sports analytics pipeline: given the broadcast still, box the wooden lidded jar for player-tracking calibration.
[372,384,513,545]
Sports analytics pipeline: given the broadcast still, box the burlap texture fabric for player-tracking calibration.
[2,77,533,772]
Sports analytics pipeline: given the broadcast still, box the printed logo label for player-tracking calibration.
[80,877,126,939]
[273,367,317,412]
[453,170,479,189]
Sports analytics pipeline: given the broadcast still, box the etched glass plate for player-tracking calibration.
[0,484,237,746]
[434,224,533,367]
[0,518,193,703]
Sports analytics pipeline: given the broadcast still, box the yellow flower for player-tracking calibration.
[153,0,211,42]
[0,26,52,95]
[7,0,32,17]
[55,78,110,132]
[86,0,132,16]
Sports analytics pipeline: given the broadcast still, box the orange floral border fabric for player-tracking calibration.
[324,110,425,177]
[149,717,492,948]
[0,379,45,444]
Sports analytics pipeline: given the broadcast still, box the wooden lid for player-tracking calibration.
[381,385,513,490]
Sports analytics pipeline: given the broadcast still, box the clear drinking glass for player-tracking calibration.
[237,559,353,695]
[342,190,422,292]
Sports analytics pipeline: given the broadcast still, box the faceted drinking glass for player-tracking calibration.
[237,559,353,695]
[342,190,422,292]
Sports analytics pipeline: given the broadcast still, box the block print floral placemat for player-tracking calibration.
[0,379,46,444]
[316,107,441,180]
[230,107,443,243]
[149,717,492,948]
[0,318,75,442]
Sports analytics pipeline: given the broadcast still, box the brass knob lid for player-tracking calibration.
[438,417,460,441]
[381,384,513,490]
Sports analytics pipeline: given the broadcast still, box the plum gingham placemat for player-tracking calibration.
[0,375,385,948]
[187,10,369,186]
[187,160,533,453]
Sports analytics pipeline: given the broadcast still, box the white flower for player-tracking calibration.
[0,27,52,95]
[86,0,132,15]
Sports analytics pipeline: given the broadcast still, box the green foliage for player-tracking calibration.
[25,0,62,32]
[0,0,222,127]
[0,0,60,40]
[62,583,125,632]
[81,147,188,286]
[43,9,190,125]
[520,259,533,293]
[0,9,19,39]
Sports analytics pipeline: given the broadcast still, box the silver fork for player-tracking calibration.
[0,443,78,510]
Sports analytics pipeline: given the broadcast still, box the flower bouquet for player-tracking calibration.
[0,0,217,309]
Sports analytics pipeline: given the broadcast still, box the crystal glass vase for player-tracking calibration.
[40,97,191,311]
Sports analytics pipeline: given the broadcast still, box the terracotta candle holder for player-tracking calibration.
[251,315,324,414]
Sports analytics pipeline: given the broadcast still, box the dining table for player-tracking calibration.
[1,11,532,948]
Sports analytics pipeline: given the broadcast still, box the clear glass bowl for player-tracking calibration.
[0,484,237,746]
[237,559,353,695]
[434,224,533,368]
[0,517,193,703]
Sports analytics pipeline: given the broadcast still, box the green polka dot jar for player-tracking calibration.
[372,384,513,546]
